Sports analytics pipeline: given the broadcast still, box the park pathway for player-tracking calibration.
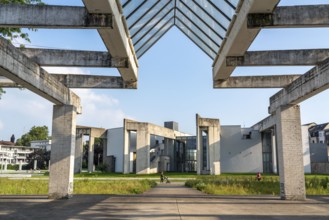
[0,182,329,219]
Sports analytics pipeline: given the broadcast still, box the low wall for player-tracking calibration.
[311,163,329,174]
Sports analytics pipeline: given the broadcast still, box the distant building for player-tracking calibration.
[308,123,329,144]
[30,140,51,151]
[0,141,35,165]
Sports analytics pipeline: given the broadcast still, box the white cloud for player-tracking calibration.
[73,89,131,129]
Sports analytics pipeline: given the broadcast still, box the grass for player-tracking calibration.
[73,172,198,179]
[185,174,329,195]
[0,178,156,195]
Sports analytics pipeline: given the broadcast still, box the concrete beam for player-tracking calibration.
[83,0,138,83]
[214,75,301,88]
[226,49,329,67]
[269,58,329,114]
[251,115,276,132]
[248,5,329,28]
[0,4,112,29]
[0,37,81,113]
[125,120,188,139]
[20,48,128,68]
[212,0,280,81]
[51,74,136,89]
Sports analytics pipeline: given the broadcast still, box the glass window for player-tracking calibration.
[121,0,240,59]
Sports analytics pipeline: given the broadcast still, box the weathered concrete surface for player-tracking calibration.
[248,5,329,28]
[213,0,280,81]
[51,74,136,89]
[123,119,190,174]
[226,49,329,67]
[215,75,301,88]
[1,183,329,220]
[20,48,128,68]
[49,105,76,199]
[0,37,81,113]
[83,0,138,83]
[0,76,20,87]
[269,58,329,114]
[251,115,276,132]
[196,114,220,175]
[0,4,112,28]
[276,105,305,200]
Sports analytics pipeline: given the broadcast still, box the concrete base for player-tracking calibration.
[49,105,76,199]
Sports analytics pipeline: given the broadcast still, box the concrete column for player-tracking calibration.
[276,105,305,200]
[4,160,7,171]
[196,119,202,175]
[74,129,83,173]
[123,119,130,174]
[49,105,76,199]
[87,133,95,173]
[19,160,22,171]
[33,160,37,170]
[136,126,150,174]
[208,123,221,175]
[271,129,278,174]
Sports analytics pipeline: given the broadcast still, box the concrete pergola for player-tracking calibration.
[123,119,188,174]
[1,0,329,201]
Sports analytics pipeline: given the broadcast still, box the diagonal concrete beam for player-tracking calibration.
[226,49,329,67]
[0,4,112,29]
[83,0,138,83]
[0,37,81,113]
[214,75,301,88]
[248,5,329,28]
[51,74,137,89]
[269,58,329,114]
[20,48,128,68]
[213,0,280,81]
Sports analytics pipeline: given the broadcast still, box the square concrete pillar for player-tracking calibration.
[276,105,305,200]
[208,124,221,175]
[49,105,76,199]
[196,114,220,175]
[87,134,95,173]
[123,119,130,174]
[136,127,150,174]
[74,129,83,173]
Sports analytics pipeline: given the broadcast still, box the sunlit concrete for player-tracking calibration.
[0,4,112,29]
[83,0,138,83]
[276,105,306,200]
[49,105,76,199]
[214,75,300,88]
[213,0,280,81]
[248,5,329,28]
[196,114,220,175]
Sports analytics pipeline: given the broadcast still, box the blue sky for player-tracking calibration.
[1,0,329,140]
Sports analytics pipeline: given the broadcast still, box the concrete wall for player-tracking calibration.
[310,143,328,163]
[220,126,262,173]
[107,128,163,173]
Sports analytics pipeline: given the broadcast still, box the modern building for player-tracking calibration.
[0,141,35,169]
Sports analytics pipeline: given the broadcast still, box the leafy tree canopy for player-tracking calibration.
[16,125,49,146]
[0,0,44,99]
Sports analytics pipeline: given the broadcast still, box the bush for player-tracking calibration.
[96,163,108,172]
[7,164,19,170]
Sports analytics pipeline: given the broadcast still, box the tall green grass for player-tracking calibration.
[0,178,156,195]
[185,176,329,195]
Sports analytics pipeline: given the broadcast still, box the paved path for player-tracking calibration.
[0,182,329,219]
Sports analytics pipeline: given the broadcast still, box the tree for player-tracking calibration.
[25,148,50,170]
[0,0,44,99]
[16,125,49,146]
